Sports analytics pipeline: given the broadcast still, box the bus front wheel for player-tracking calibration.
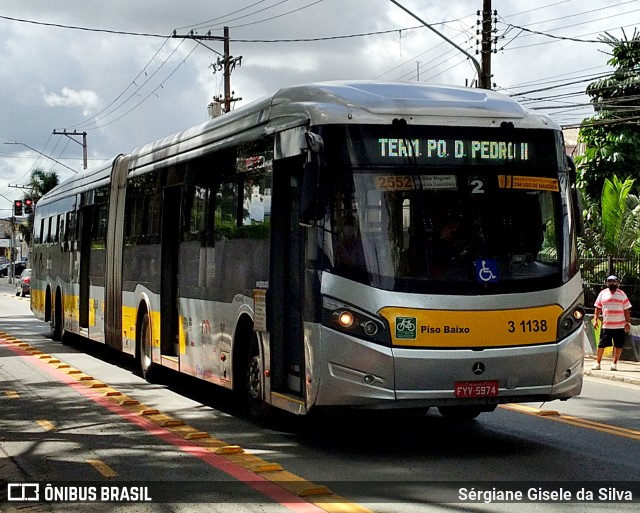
[49,290,65,343]
[245,334,272,425]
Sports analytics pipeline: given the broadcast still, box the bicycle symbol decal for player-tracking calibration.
[475,259,498,283]
[396,317,417,339]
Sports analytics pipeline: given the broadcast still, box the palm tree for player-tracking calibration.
[18,169,60,245]
[600,175,640,259]
[28,169,60,203]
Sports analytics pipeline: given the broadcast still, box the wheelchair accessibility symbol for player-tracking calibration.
[475,259,498,283]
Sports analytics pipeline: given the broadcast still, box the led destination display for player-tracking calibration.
[336,125,562,168]
[377,138,530,163]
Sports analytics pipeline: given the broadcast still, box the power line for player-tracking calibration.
[500,0,577,20]
[177,0,274,31]
[88,44,200,130]
[509,72,613,97]
[499,22,600,43]
[498,64,609,90]
[189,0,327,31]
[73,39,189,130]
[0,14,168,38]
[374,12,477,82]
[0,9,472,46]
[233,26,425,43]
[71,38,173,130]
[188,0,295,30]
[506,0,638,28]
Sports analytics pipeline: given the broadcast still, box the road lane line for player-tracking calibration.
[500,403,640,441]
[87,459,118,478]
[0,335,372,513]
[36,419,56,431]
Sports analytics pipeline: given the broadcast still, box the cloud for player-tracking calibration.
[43,87,101,115]
[0,0,635,202]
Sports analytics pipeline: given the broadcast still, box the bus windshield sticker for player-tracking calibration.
[498,175,559,192]
[475,259,498,283]
[375,175,457,191]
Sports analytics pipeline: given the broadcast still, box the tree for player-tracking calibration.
[27,168,60,202]
[18,168,60,245]
[580,175,640,256]
[576,29,640,200]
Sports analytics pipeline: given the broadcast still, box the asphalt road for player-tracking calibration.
[0,285,638,513]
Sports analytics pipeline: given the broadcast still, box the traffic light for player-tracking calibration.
[13,199,23,216]
[24,198,33,215]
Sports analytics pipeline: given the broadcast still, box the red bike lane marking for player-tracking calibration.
[0,338,329,513]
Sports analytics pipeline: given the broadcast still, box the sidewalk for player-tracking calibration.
[583,353,640,386]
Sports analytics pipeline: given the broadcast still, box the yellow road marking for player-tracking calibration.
[4,336,375,512]
[36,419,56,431]
[87,459,118,478]
[500,403,640,441]
[4,390,19,399]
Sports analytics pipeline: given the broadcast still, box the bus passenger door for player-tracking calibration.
[105,155,129,350]
[160,185,181,360]
[270,157,305,396]
[78,206,92,330]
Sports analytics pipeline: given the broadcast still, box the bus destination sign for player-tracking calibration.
[377,138,531,164]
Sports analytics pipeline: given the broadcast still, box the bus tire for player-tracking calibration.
[49,290,63,342]
[245,334,272,425]
[139,312,158,383]
[437,405,489,421]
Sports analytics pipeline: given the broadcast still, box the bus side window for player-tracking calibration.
[59,214,65,244]
[46,217,52,244]
[33,215,41,244]
[215,179,238,239]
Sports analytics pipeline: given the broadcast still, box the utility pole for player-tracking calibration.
[388,0,482,87]
[172,26,242,115]
[1,192,17,283]
[478,0,497,90]
[52,129,88,169]
[223,26,232,113]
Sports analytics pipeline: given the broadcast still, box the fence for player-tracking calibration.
[580,256,640,316]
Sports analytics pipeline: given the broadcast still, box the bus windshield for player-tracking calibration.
[320,125,572,294]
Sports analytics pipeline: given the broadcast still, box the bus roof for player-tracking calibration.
[128,81,557,171]
[43,81,559,200]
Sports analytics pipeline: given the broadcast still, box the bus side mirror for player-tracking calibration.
[300,161,322,226]
[300,132,326,226]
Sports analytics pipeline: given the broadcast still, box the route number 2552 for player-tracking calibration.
[507,319,548,333]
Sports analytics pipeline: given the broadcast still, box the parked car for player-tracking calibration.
[1,262,26,277]
[15,268,31,297]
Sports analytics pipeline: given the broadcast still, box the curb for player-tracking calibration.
[584,368,640,386]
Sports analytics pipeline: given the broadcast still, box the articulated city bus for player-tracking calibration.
[31,81,585,422]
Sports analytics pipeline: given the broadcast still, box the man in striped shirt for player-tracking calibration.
[592,275,632,371]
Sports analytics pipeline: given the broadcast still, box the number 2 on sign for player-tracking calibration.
[507,319,548,333]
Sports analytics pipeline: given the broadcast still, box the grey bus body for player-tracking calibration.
[31,82,584,421]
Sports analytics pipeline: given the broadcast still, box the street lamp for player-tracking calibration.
[3,141,79,174]
[388,0,482,86]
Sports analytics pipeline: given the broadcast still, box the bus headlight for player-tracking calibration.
[323,296,389,346]
[557,302,585,339]
[335,310,355,328]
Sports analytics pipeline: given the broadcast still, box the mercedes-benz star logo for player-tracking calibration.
[472,362,485,375]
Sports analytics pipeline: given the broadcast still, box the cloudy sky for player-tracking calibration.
[1,0,638,213]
